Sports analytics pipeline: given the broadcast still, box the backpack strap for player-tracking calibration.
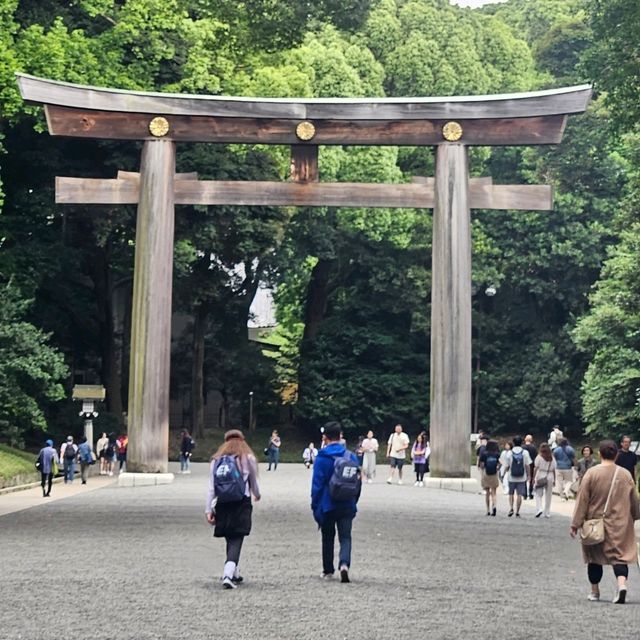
[602,467,619,517]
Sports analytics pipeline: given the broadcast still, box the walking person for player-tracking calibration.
[478,439,500,516]
[116,434,128,474]
[548,425,563,450]
[411,433,428,487]
[355,436,365,467]
[499,442,511,495]
[504,436,532,518]
[615,436,638,483]
[266,430,281,471]
[361,430,379,483]
[311,421,361,583]
[532,443,556,519]
[180,429,195,474]
[205,429,261,590]
[575,445,597,494]
[553,438,576,500]
[570,440,640,604]
[77,436,93,485]
[386,424,410,485]
[60,436,78,484]
[96,432,109,475]
[303,442,318,469]
[36,439,58,497]
[523,435,537,500]
[106,433,117,476]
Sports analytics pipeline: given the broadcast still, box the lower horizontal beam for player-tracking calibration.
[56,177,553,210]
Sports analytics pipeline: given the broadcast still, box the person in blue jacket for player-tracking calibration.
[311,421,361,583]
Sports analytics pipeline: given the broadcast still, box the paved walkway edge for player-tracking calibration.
[423,477,480,493]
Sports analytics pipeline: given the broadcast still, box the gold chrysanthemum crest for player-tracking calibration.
[442,121,463,142]
[149,116,170,137]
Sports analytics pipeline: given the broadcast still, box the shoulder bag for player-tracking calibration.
[534,460,552,488]
[579,467,619,546]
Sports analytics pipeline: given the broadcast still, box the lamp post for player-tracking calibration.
[473,286,496,434]
[72,385,106,451]
[249,391,254,432]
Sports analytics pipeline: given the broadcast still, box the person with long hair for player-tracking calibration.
[498,441,511,495]
[411,433,428,487]
[532,443,556,519]
[571,440,640,604]
[478,439,500,516]
[205,430,261,589]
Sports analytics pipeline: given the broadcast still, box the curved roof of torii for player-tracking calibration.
[17,73,592,121]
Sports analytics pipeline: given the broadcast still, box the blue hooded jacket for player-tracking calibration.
[311,442,359,525]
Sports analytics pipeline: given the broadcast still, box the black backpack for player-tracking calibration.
[213,455,247,504]
[510,449,525,477]
[64,444,76,460]
[329,451,361,501]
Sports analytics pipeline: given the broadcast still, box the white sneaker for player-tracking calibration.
[386,478,392,484]
[108,471,113,476]
[419,481,424,487]
[398,480,403,485]
[222,576,237,589]
[367,479,372,484]
[414,481,419,486]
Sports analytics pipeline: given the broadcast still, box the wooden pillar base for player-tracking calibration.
[126,140,176,473]
[429,144,472,478]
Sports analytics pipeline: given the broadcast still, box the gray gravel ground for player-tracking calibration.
[1,462,638,640]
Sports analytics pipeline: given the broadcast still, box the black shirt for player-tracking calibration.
[523,444,537,466]
[615,450,638,481]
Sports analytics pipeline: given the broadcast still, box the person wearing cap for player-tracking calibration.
[36,439,59,497]
[311,421,361,583]
[60,436,78,484]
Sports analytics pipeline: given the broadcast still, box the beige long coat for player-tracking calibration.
[571,463,640,565]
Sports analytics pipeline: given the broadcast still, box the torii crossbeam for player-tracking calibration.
[18,74,591,476]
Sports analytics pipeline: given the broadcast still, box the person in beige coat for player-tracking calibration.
[570,440,640,604]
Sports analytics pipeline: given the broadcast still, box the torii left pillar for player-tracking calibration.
[127,140,176,473]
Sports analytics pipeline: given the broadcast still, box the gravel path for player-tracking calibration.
[1,462,637,639]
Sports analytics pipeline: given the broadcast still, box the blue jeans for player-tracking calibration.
[180,454,190,472]
[63,460,75,483]
[268,448,279,470]
[320,509,354,574]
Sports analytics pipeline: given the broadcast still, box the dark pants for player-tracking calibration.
[414,463,426,481]
[40,472,53,496]
[588,563,628,584]
[526,463,535,497]
[320,509,354,574]
[226,536,244,564]
[267,448,279,470]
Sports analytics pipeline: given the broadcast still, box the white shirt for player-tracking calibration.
[362,438,379,453]
[387,432,410,459]
[505,446,532,482]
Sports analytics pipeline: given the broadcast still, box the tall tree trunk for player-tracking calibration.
[297,258,335,430]
[190,304,206,439]
[93,243,124,425]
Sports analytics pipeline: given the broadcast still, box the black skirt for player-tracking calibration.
[214,497,253,538]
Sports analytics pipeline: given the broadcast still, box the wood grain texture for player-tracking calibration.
[44,105,568,145]
[430,144,472,478]
[19,73,592,120]
[290,145,319,182]
[126,140,176,473]
[56,176,553,210]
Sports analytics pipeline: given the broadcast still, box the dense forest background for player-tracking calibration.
[0,0,638,447]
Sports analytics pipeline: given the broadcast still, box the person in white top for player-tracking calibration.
[386,424,410,485]
[532,443,557,519]
[303,442,318,468]
[96,432,109,475]
[504,435,532,518]
[548,425,563,450]
[361,431,379,483]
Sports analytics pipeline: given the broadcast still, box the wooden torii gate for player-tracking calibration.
[17,74,591,476]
